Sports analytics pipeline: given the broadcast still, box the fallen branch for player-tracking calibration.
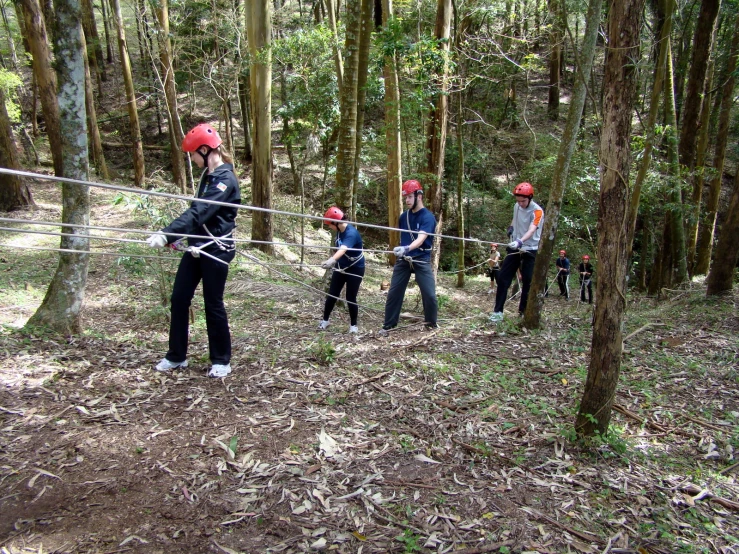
[677,483,739,511]
[623,322,665,343]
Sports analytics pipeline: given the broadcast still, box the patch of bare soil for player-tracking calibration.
[0,183,738,554]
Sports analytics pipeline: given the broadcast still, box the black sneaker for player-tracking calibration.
[424,323,438,330]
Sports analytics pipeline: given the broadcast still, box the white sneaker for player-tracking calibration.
[155,358,188,372]
[487,288,494,294]
[488,312,504,323]
[208,364,232,378]
[318,320,330,330]
[349,325,359,334]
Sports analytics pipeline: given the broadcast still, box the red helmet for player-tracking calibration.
[323,206,344,225]
[582,254,590,260]
[402,180,423,197]
[514,182,534,197]
[182,123,222,152]
[559,250,566,256]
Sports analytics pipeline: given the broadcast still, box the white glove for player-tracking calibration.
[393,246,409,257]
[508,239,522,249]
[146,232,168,248]
[321,257,337,269]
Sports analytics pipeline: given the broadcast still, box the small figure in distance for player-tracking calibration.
[487,243,501,294]
[379,179,438,335]
[317,207,365,334]
[489,182,544,323]
[579,254,594,304]
[146,123,240,378]
[556,249,570,300]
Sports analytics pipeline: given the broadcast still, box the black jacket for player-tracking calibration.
[162,163,241,251]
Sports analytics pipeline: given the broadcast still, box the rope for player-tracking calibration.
[0,242,179,261]
[0,167,509,246]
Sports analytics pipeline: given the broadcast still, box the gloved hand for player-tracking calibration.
[393,246,409,257]
[146,232,168,248]
[507,226,514,238]
[321,257,337,269]
[508,239,522,249]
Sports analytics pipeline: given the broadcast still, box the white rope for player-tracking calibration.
[0,167,509,245]
[0,242,179,261]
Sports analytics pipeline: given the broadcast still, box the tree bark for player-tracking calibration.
[677,0,719,170]
[705,169,739,295]
[28,0,90,335]
[547,0,561,120]
[326,0,343,92]
[381,0,401,262]
[694,16,739,275]
[576,0,645,438]
[248,0,274,254]
[81,0,105,84]
[455,88,465,288]
[524,0,603,329]
[0,87,34,210]
[18,0,64,176]
[1,1,19,70]
[82,30,109,180]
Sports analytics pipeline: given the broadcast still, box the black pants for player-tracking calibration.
[580,279,593,303]
[383,257,437,329]
[493,248,537,313]
[323,265,365,326]
[557,272,569,298]
[167,249,235,365]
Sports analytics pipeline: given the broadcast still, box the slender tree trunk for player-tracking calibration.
[237,0,252,163]
[18,0,64,176]
[100,0,113,63]
[83,31,109,180]
[576,0,645,438]
[706,169,739,295]
[382,0,401,262]
[248,0,273,254]
[0,87,34,210]
[524,0,603,329]
[677,0,720,170]
[155,0,186,192]
[28,0,90,335]
[81,0,105,83]
[110,0,145,185]
[547,0,561,120]
[326,0,343,92]
[1,1,19,70]
[334,0,361,209]
[455,89,465,288]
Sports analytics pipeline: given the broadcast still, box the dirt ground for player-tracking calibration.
[0,181,738,554]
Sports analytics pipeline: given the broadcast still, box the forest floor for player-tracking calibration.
[0,180,737,554]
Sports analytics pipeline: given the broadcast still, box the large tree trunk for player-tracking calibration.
[334,0,361,210]
[524,0,603,329]
[28,0,90,335]
[694,17,739,275]
[110,0,145,186]
[154,0,187,192]
[18,0,64,176]
[706,169,739,295]
[677,0,719,170]
[575,0,644,438]
[0,87,34,210]
[248,0,273,254]
[382,0,402,261]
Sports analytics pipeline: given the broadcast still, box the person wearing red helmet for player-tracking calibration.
[555,249,570,300]
[317,207,365,334]
[578,254,594,304]
[489,182,544,322]
[146,123,241,378]
[379,179,438,334]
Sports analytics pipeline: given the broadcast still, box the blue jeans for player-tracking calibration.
[383,257,437,328]
[493,248,537,313]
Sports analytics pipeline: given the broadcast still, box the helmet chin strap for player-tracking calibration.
[199,146,213,168]
[412,191,421,211]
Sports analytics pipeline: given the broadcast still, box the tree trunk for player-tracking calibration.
[455,89,465,289]
[575,0,644,438]
[677,0,719,170]
[524,0,603,329]
[1,1,19,70]
[100,0,113,63]
[28,0,90,335]
[248,0,273,254]
[694,16,739,275]
[382,0,402,261]
[326,0,343,93]
[334,0,361,210]
[81,0,105,83]
[110,0,145,185]
[238,0,252,163]
[547,0,561,120]
[83,31,109,180]
[0,87,34,210]
[349,0,373,221]
[155,0,187,192]
[706,169,739,295]
[18,0,64,176]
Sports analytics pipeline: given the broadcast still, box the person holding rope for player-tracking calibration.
[555,249,570,300]
[578,254,594,304]
[317,207,365,334]
[489,182,544,323]
[486,243,501,294]
[379,180,438,335]
[146,123,240,378]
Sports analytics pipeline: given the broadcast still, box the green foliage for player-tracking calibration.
[396,529,421,553]
[307,335,335,365]
[0,69,23,122]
